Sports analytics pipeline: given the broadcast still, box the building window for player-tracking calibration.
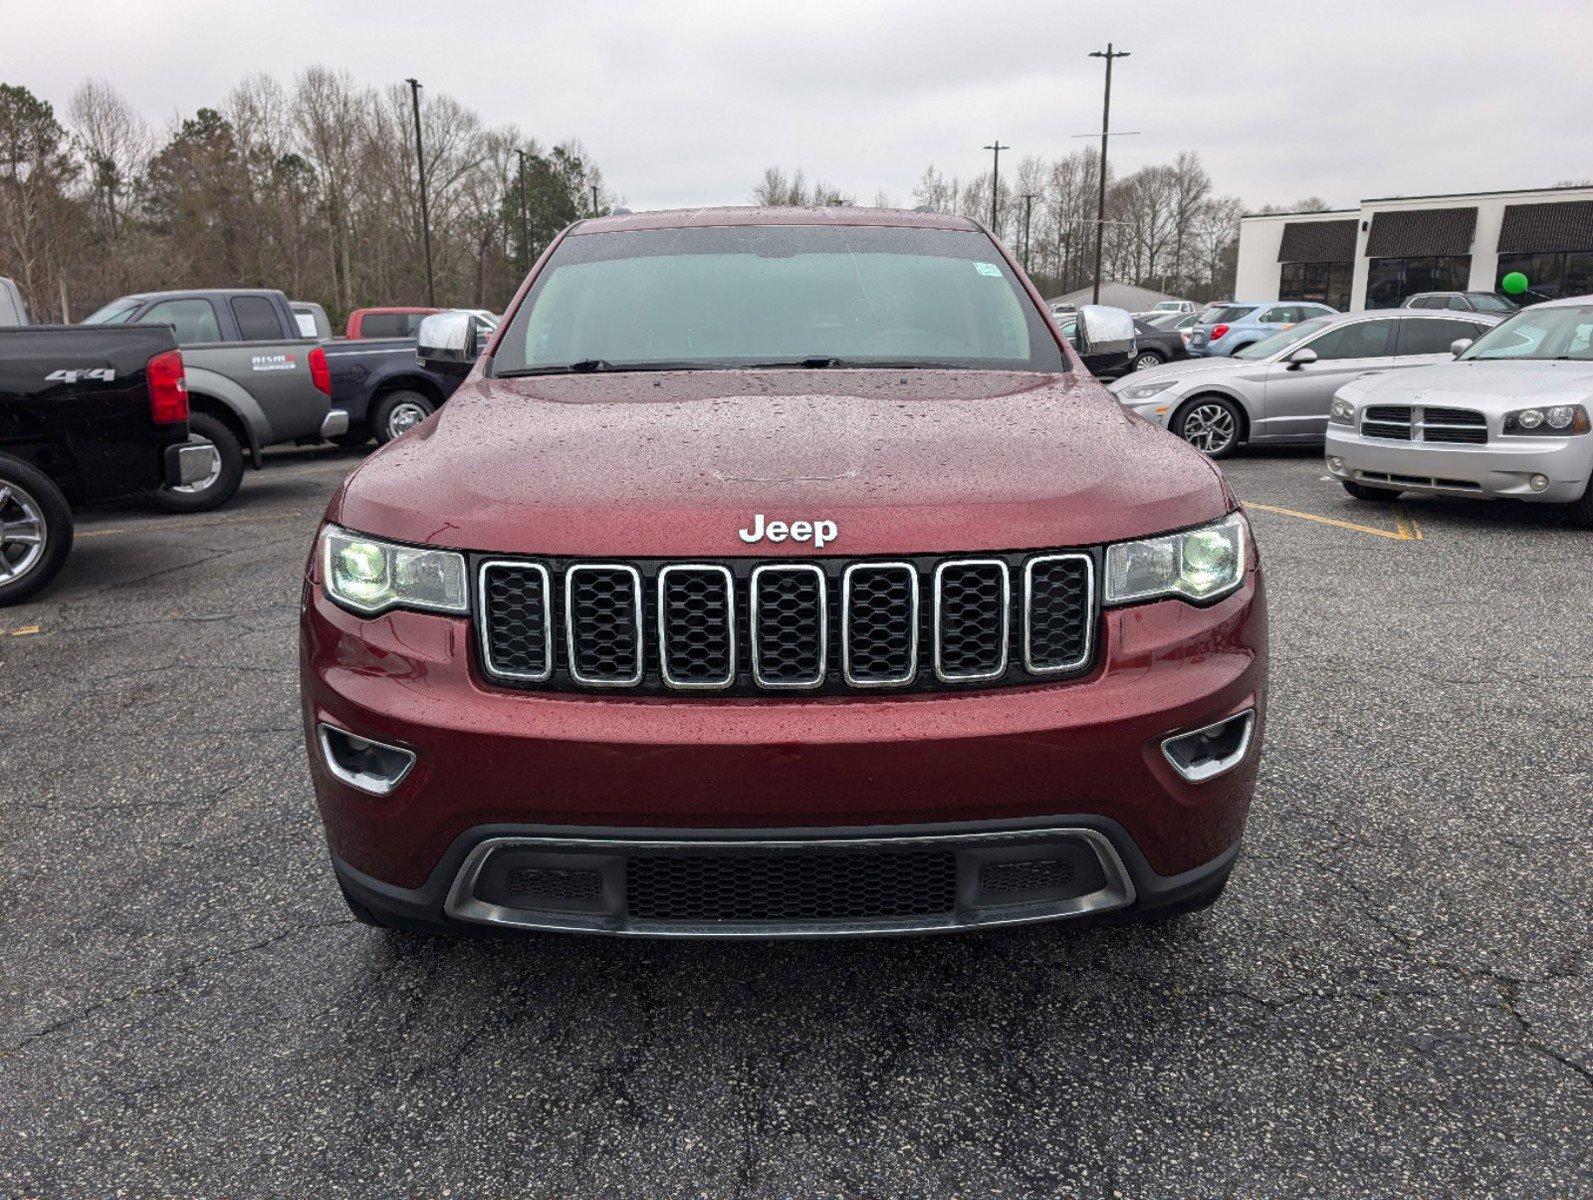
[1495,251,1593,303]
[1279,261,1352,311]
[1365,257,1472,309]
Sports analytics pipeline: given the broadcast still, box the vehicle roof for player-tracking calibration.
[351,306,442,314]
[571,206,982,235]
[1522,292,1593,309]
[115,288,288,302]
[1313,309,1503,326]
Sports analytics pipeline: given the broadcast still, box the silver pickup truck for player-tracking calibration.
[82,288,346,511]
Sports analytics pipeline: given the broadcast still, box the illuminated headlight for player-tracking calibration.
[1118,379,1176,403]
[1104,512,1248,605]
[1502,405,1590,435]
[1329,396,1355,425]
[321,525,468,616]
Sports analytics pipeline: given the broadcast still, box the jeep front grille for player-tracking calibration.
[477,549,1097,696]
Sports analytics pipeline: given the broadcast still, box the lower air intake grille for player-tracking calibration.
[625,850,959,922]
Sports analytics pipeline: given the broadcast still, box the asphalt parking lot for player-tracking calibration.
[0,445,1588,1198]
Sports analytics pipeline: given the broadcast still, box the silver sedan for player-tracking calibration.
[1108,309,1501,457]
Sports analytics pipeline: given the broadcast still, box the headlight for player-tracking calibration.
[1104,512,1247,605]
[1118,379,1176,402]
[322,525,468,616]
[1502,404,1591,436]
[1329,396,1355,425]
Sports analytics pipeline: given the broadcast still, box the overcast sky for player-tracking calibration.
[12,0,1591,212]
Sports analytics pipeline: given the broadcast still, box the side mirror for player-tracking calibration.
[417,311,479,367]
[1286,347,1318,369]
[1450,338,1473,358]
[1075,305,1136,356]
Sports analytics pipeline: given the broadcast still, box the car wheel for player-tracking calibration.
[1173,396,1242,458]
[1131,350,1165,372]
[372,391,435,444]
[1341,480,1403,502]
[0,454,74,607]
[152,412,245,514]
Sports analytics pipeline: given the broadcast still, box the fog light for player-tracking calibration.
[1161,710,1255,783]
[1327,456,1344,472]
[318,723,416,795]
[1530,474,1550,492]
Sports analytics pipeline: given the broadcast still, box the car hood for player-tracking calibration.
[1347,359,1593,409]
[1110,357,1254,392]
[333,369,1233,557]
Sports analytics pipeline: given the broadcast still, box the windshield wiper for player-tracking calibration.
[496,359,722,377]
[741,358,967,370]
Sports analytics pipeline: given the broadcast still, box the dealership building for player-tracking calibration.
[1233,184,1593,312]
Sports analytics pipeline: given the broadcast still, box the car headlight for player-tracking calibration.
[1104,512,1247,605]
[322,525,468,616]
[1118,379,1176,402]
[1502,404,1591,436]
[1329,396,1355,425]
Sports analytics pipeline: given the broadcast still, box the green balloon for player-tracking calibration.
[1501,271,1529,295]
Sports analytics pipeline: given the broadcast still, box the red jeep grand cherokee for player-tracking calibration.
[299,207,1267,938]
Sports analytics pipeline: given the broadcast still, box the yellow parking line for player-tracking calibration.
[6,625,40,637]
[1244,501,1417,541]
[1395,507,1423,541]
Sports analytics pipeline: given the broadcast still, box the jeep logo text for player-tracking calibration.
[738,514,838,549]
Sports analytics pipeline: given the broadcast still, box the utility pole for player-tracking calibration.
[982,140,1009,235]
[590,183,600,217]
[1087,44,1129,303]
[406,77,435,305]
[1021,192,1037,273]
[514,148,530,268]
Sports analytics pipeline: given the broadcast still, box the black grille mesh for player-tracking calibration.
[936,562,1007,679]
[752,567,826,686]
[568,567,641,682]
[506,867,603,901]
[1026,556,1092,672]
[980,858,1075,895]
[626,851,958,922]
[481,564,550,678]
[660,567,734,685]
[844,565,917,683]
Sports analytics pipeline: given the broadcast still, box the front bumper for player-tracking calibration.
[164,441,219,487]
[1325,426,1593,502]
[300,564,1267,934]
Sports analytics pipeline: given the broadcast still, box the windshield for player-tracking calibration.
[1467,293,1516,313]
[1460,304,1593,361]
[490,224,1067,375]
[1233,317,1333,360]
[82,297,143,325]
[1197,304,1258,325]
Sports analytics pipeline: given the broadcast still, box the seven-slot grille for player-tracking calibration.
[478,550,1097,695]
[1361,404,1488,444]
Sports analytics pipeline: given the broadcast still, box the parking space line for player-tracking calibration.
[1244,501,1419,542]
[6,625,41,637]
[77,510,309,541]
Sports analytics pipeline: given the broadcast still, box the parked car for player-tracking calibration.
[1125,317,1192,374]
[345,307,441,339]
[1188,301,1337,358]
[301,207,1265,938]
[1112,309,1501,457]
[0,324,217,604]
[82,288,344,510]
[291,300,333,339]
[1151,300,1196,315]
[0,277,27,327]
[1325,296,1593,523]
[321,334,472,445]
[1400,291,1518,315]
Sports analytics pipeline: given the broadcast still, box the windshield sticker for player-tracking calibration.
[974,261,1003,277]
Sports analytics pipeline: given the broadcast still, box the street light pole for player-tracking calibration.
[982,140,1009,236]
[1087,44,1129,304]
[1021,192,1037,273]
[405,78,435,305]
[514,148,530,268]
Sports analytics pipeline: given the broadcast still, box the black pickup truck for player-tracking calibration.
[0,325,216,605]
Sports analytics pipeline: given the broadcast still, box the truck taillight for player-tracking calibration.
[147,349,189,424]
[1210,324,1230,341]
[309,346,331,396]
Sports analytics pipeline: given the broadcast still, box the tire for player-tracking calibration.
[152,412,244,514]
[332,426,373,449]
[1173,396,1243,458]
[1130,350,1165,372]
[372,390,435,445]
[1341,479,1403,502]
[0,453,74,607]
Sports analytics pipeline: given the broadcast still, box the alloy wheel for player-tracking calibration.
[0,482,48,583]
[1133,353,1161,372]
[1181,403,1237,455]
[386,401,429,439]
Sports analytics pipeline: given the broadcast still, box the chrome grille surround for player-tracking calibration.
[478,549,1099,695]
